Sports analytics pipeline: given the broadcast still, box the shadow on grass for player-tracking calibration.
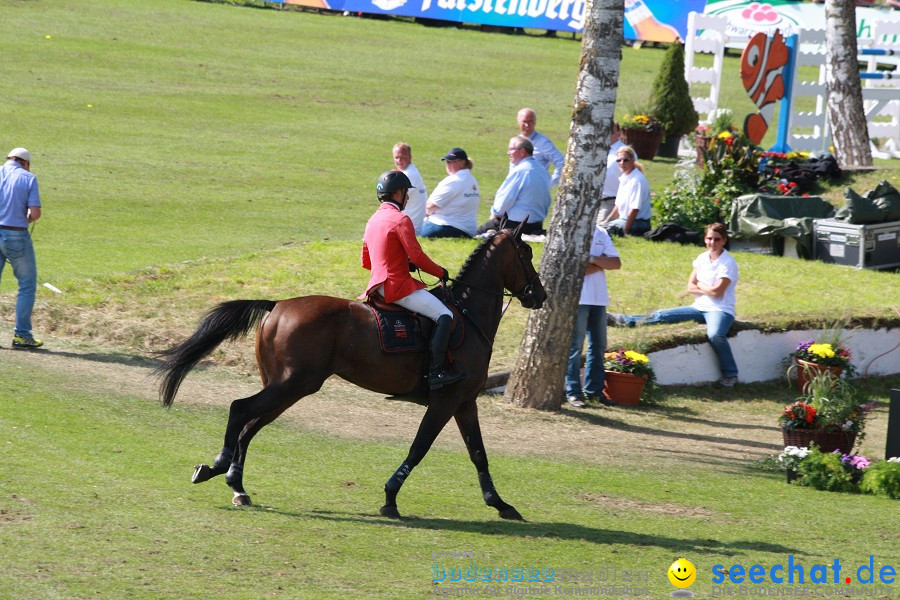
[286,509,799,556]
[564,410,782,452]
[12,347,162,368]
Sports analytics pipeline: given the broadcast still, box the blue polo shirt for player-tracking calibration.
[491,157,552,223]
[0,160,41,228]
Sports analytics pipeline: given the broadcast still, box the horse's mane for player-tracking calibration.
[452,232,501,287]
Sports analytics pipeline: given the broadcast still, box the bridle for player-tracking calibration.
[446,231,541,306]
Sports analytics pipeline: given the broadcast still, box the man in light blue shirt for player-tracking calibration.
[517,108,564,189]
[0,147,43,349]
[476,136,551,236]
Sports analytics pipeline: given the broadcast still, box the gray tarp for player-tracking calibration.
[728,194,836,259]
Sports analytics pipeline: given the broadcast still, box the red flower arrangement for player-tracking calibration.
[779,400,818,431]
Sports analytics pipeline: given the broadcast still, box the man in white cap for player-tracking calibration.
[0,147,44,349]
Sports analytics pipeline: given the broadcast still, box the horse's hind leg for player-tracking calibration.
[381,402,456,519]
[454,398,523,521]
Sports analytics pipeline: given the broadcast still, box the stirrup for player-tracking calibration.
[428,369,466,390]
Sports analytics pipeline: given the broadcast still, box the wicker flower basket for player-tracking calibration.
[795,359,844,392]
[782,428,857,454]
[620,128,664,160]
[694,134,711,167]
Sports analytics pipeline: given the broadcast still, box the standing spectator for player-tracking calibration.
[565,225,621,408]
[475,136,551,236]
[596,123,628,223]
[392,142,427,235]
[361,170,465,390]
[421,148,480,239]
[516,108,565,189]
[610,223,739,388]
[600,145,651,237]
[0,147,43,349]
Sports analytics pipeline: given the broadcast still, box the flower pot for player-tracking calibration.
[620,128,663,160]
[603,371,646,405]
[795,359,843,392]
[657,133,682,159]
[782,429,857,454]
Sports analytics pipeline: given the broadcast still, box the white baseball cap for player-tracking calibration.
[7,147,31,162]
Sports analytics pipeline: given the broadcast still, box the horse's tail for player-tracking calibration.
[156,299,277,407]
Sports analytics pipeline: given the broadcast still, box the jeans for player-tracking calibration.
[420,221,471,239]
[621,306,738,378]
[0,229,37,337]
[565,305,607,397]
[605,218,650,237]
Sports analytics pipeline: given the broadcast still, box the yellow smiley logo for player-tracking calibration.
[668,558,697,588]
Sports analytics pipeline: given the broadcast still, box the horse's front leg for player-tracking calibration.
[454,398,523,521]
[381,402,456,519]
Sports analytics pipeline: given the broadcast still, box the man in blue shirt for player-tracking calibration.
[476,136,552,236]
[516,108,564,189]
[0,147,43,349]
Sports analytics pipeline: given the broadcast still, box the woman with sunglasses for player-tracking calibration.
[609,223,740,388]
[600,145,651,237]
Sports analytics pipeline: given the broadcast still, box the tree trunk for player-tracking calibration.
[824,0,872,167]
[504,0,623,411]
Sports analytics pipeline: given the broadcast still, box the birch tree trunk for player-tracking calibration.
[504,0,623,410]
[825,0,872,167]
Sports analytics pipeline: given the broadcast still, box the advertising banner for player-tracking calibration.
[271,0,705,37]
[703,0,900,43]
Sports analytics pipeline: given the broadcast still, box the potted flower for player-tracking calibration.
[618,112,664,160]
[777,371,871,454]
[777,445,811,484]
[788,338,855,392]
[602,349,655,405]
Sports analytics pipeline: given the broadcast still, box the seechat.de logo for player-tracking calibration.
[712,555,896,585]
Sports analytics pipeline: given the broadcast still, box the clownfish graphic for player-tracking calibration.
[740,29,789,145]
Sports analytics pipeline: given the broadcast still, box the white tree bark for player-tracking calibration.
[825,0,872,167]
[505,0,623,410]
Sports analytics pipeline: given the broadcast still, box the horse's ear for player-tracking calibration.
[512,216,529,240]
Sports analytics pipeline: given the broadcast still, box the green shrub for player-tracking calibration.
[859,459,900,499]
[649,43,698,138]
[796,445,860,493]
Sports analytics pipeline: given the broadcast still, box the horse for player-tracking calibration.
[156,221,547,520]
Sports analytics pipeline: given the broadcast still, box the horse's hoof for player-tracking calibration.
[192,464,213,484]
[232,494,252,507]
[380,505,402,519]
[499,506,524,521]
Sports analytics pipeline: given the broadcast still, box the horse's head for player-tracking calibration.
[494,218,547,310]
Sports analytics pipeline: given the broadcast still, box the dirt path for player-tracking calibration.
[3,339,797,473]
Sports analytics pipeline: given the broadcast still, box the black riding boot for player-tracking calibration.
[427,315,466,390]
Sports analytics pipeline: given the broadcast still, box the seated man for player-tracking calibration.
[475,136,552,236]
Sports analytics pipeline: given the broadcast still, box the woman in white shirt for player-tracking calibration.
[600,145,651,237]
[609,223,740,387]
[421,147,480,239]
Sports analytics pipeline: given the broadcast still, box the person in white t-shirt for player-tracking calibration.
[597,123,628,224]
[609,223,739,388]
[600,145,651,237]
[421,147,480,238]
[565,225,622,408]
[392,142,427,235]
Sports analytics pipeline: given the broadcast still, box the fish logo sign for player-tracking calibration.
[740,29,790,145]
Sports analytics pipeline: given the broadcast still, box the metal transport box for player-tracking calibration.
[813,219,900,270]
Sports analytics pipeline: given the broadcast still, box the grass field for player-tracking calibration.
[1,2,899,598]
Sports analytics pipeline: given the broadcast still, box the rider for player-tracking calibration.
[360,170,466,390]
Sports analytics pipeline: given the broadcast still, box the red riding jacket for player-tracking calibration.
[360,202,445,303]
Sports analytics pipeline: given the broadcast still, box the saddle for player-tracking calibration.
[364,292,464,354]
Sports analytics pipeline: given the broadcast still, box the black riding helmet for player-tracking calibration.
[376,170,413,200]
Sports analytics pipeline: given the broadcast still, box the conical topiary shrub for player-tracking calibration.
[650,42,699,144]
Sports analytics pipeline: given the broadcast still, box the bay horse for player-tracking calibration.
[156,221,546,520]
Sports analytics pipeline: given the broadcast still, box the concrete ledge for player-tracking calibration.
[650,327,900,385]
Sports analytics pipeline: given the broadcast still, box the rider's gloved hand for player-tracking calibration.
[408,260,417,272]
[440,268,450,284]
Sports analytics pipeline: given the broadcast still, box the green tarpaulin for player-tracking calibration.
[728,194,836,259]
